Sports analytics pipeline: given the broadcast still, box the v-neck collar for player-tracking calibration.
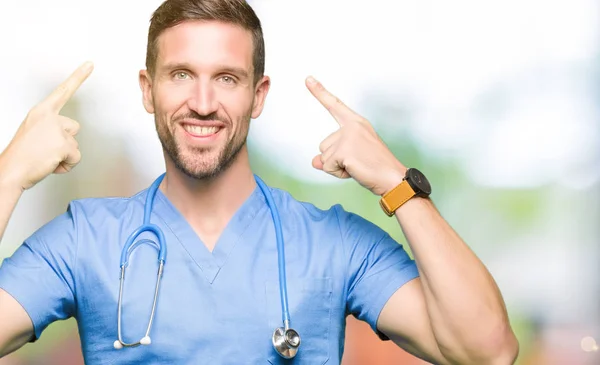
[150,184,267,284]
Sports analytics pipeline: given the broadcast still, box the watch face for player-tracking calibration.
[407,168,432,196]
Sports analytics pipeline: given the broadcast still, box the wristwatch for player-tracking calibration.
[379,168,432,217]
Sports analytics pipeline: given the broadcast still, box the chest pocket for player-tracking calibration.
[265,278,332,365]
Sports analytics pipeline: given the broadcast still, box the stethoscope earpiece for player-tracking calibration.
[272,327,301,359]
[113,336,152,350]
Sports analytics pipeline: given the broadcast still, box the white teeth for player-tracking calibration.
[183,125,219,136]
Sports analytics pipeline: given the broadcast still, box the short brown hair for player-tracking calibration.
[146,0,265,84]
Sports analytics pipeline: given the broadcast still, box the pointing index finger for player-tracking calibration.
[42,61,94,113]
[305,76,358,125]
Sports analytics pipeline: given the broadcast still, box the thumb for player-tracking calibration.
[312,154,324,170]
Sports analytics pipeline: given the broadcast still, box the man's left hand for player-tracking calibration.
[306,76,407,196]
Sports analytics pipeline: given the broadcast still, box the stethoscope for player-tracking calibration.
[112,173,301,358]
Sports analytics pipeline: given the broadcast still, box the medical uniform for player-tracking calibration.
[0,176,419,364]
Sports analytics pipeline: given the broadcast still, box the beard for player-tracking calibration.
[155,109,250,181]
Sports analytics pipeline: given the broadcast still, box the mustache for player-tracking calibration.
[173,111,230,125]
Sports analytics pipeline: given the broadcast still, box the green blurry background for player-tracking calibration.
[0,0,598,364]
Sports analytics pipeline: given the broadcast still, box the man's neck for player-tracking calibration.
[159,147,256,251]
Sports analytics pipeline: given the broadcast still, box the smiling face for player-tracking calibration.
[140,20,270,180]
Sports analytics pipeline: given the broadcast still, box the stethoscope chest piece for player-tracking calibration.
[272,326,301,359]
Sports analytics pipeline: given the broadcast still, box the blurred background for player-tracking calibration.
[0,0,599,364]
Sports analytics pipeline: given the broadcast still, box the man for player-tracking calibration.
[0,0,518,364]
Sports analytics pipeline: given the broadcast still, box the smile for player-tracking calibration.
[182,124,221,137]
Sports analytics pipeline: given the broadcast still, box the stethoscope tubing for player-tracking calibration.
[254,176,291,328]
[115,174,167,349]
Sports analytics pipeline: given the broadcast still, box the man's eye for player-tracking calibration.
[221,76,235,84]
[175,72,189,80]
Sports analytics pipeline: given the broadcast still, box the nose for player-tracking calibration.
[187,78,219,116]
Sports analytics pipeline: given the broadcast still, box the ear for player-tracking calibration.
[251,75,271,119]
[139,70,155,114]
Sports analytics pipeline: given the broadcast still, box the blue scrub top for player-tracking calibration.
[0,176,419,364]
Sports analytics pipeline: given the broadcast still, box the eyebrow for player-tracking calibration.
[160,62,250,80]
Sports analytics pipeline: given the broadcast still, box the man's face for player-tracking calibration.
[140,20,270,180]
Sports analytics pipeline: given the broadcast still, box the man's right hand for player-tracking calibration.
[0,63,94,357]
[0,61,94,191]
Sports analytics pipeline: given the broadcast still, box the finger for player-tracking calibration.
[312,151,350,178]
[319,145,350,179]
[323,157,350,179]
[320,145,339,172]
[319,129,341,153]
[305,76,359,125]
[55,140,81,174]
[42,61,94,113]
[314,129,341,169]
[58,116,80,136]
[314,137,337,170]
[312,154,324,170]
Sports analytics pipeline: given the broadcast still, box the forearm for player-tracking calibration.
[395,197,518,364]
[0,153,25,243]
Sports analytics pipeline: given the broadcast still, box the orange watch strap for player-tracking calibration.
[379,180,416,217]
